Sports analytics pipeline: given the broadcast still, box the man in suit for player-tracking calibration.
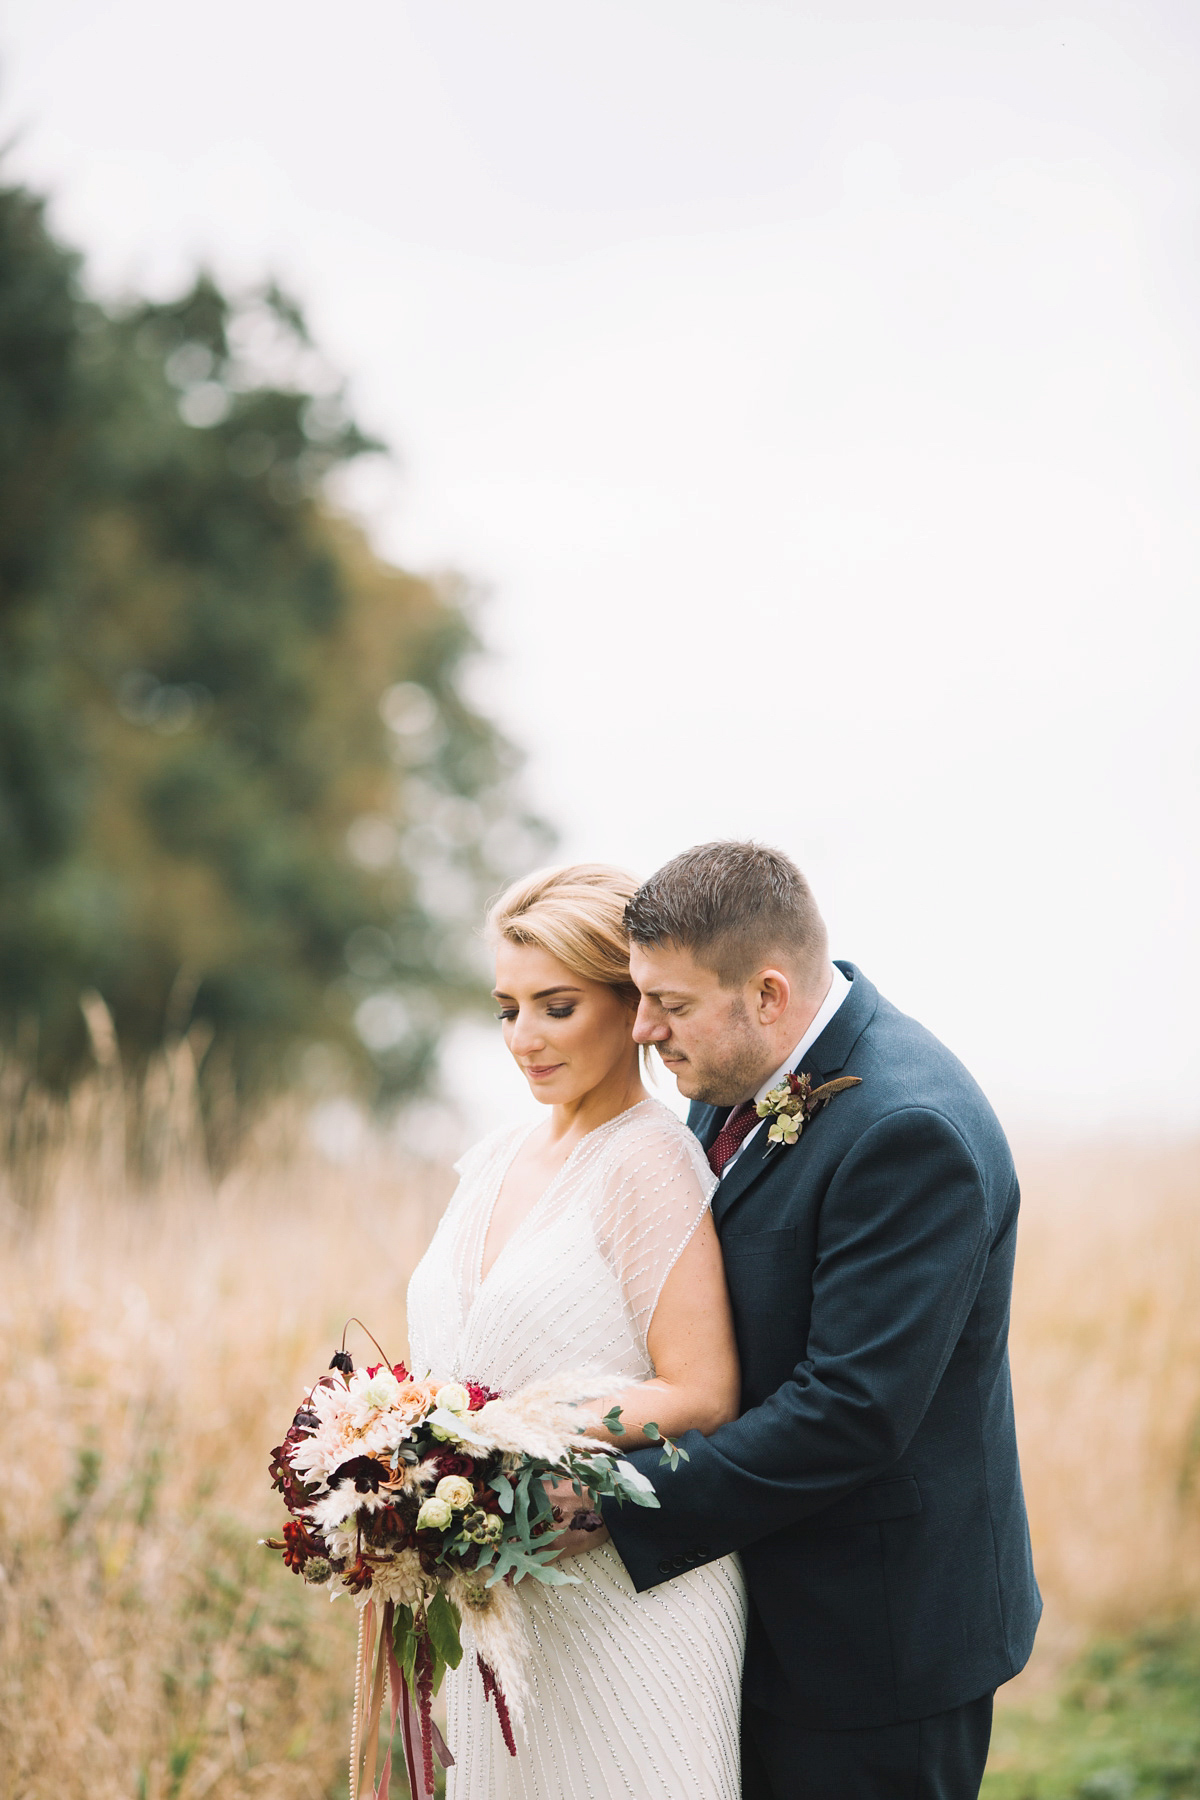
[597,840,1041,1799]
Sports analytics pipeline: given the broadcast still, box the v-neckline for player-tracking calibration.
[471,1099,656,1302]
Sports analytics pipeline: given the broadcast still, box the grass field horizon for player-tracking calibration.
[1,1053,1198,1797]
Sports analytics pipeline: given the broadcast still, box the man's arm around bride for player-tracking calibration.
[587,842,1041,1800]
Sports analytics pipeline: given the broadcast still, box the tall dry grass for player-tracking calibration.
[0,1051,451,1800]
[1,1043,1198,1790]
[1005,1137,1200,1690]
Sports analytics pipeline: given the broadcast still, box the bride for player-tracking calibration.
[406,863,747,1799]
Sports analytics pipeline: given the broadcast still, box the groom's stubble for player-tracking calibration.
[664,992,777,1108]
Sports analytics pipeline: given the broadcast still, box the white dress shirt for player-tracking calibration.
[718,963,852,1174]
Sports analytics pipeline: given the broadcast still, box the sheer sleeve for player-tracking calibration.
[594,1105,718,1356]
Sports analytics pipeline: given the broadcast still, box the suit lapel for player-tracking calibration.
[711,1124,776,1224]
[711,963,879,1229]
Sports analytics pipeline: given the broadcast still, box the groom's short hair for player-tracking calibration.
[625,840,829,990]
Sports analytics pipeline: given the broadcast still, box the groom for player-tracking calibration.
[592,841,1041,1799]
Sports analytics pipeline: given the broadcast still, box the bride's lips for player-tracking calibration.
[524,1063,565,1080]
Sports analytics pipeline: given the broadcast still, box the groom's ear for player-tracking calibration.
[753,969,792,1026]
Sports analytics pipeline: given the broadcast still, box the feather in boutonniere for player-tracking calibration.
[757,1070,862,1148]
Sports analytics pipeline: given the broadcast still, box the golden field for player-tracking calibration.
[1,1054,1198,1798]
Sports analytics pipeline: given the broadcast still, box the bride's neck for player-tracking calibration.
[546,1056,646,1145]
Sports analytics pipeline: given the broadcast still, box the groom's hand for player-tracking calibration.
[542,1477,611,1558]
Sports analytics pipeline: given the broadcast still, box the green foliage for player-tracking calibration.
[0,179,551,1113]
[391,1591,464,1707]
[642,1419,690,1470]
[984,1621,1200,1799]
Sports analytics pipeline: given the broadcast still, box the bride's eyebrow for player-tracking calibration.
[490,985,585,1001]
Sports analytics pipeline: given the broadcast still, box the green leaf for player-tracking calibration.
[395,1610,418,1692]
[490,1473,514,1515]
[486,1537,580,1587]
[643,1421,662,1441]
[514,1467,535,1543]
[601,1405,626,1436]
[426,1588,463,1674]
[391,1602,414,1676]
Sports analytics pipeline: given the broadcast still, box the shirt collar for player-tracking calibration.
[752,964,852,1106]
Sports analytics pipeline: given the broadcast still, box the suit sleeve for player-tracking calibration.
[604,1106,993,1590]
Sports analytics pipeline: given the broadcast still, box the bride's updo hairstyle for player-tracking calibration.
[486,864,641,1010]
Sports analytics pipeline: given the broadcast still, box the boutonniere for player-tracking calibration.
[757,1071,862,1149]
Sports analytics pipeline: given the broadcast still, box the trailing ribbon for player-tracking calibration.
[350,1599,456,1800]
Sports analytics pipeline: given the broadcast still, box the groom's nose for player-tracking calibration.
[632,1000,670,1045]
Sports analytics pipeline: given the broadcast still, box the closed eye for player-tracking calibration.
[495,1003,577,1022]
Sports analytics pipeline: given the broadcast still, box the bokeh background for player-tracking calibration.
[1,4,1198,1797]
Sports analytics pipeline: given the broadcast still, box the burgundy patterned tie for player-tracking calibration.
[707,1100,761,1176]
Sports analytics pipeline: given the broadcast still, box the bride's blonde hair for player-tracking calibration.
[486,864,641,1009]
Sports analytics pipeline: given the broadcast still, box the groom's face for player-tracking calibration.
[629,940,773,1107]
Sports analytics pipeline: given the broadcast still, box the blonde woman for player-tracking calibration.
[405,864,747,1800]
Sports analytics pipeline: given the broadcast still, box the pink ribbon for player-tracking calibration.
[371,1604,454,1800]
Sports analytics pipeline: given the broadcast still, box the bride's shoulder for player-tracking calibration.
[606,1098,712,1178]
[451,1118,532,1182]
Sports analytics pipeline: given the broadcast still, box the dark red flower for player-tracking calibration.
[370,1506,413,1550]
[434,1450,476,1480]
[343,1554,373,1593]
[268,1408,321,1513]
[327,1455,385,1493]
[465,1381,500,1410]
[393,1361,410,1382]
[478,1655,517,1757]
[281,1517,323,1573]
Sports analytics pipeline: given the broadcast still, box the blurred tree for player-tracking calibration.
[0,180,551,1122]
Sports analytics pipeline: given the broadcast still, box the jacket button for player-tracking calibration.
[695,1546,711,1559]
[658,1560,673,1575]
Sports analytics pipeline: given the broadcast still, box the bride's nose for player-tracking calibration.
[508,1011,547,1056]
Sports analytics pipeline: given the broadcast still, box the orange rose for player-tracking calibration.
[392,1379,435,1426]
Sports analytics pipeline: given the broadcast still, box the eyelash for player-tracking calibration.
[494,1005,577,1022]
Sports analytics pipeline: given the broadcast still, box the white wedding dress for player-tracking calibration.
[406,1097,746,1800]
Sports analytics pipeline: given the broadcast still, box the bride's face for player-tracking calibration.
[492,941,638,1105]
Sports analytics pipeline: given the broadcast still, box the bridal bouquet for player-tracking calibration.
[264,1327,661,1799]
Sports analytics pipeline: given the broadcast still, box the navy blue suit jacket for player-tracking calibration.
[605,962,1041,1730]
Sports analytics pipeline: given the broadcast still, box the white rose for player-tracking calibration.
[436,1382,471,1415]
[416,1496,454,1531]
[434,1475,474,1509]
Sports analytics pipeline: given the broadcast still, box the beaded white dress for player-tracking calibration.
[405,1097,746,1800]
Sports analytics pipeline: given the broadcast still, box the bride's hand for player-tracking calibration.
[542,1476,611,1558]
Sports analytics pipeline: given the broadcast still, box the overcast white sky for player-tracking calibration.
[4,0,1197,1136]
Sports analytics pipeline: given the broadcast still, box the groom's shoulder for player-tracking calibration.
[849,979,1012,1173]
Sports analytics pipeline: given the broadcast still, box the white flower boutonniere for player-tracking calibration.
[757,1070,862,1149]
